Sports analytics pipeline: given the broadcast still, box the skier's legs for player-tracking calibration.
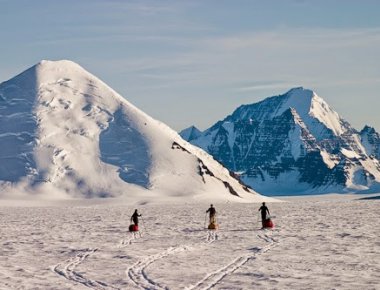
[210,214,216,224]
[261,212,266,228]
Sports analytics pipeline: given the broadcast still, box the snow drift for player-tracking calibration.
[0,60,268,201]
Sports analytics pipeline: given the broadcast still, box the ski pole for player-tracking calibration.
[257,212,261,229]
[141,216,147,233]
[204,213,207,229]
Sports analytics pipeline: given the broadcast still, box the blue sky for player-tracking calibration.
[1,0,379,131]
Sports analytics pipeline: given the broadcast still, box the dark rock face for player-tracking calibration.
[361,125,380,160]
[181,88,380,195]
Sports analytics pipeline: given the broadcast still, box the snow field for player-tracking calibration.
[0,195,379,289]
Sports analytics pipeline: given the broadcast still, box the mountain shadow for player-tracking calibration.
[99,108,151,188]
[0,66,38,182]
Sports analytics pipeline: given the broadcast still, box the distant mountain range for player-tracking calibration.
[0,60,270,202]
[181,87,380,195]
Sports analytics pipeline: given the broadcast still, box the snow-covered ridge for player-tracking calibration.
[0,60,274,202]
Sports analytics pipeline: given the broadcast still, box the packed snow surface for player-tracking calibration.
[1,195,379,289]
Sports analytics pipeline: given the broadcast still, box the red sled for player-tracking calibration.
[208,223,218,230]
[129,224,139,232]
[263,218,274,229]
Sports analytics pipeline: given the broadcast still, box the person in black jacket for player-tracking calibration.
[131,209,141,226]
[206,204,216,224]
[258,202,270,228]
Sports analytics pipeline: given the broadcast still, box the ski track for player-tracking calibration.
[117,232,141,248]
[126,229,218,289]
[5,199,378,289]
[205,230,218,244]
[127,245,190,290]
[52,248,118,290]
[187,230,278,290]
[52,228,275,290]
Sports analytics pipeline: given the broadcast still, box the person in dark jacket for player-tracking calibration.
[206,204,216,224]
[131,209,142,226]
[258,202,270,228]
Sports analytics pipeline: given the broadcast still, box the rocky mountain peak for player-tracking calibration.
[182,88,380,195]
[361,125,376,134]
[179,126,202,142]
[360,125,380,159]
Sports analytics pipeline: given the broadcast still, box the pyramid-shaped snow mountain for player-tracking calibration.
[181,87,380,195]
[0,60,268,201]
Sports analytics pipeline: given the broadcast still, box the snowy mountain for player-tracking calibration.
[181,87,380,195]
[0,60,269,201]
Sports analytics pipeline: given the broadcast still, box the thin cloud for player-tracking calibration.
[200,27,380,52]
[236,82,299,92]
[93,0,187,15]
[90,26,380,92]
